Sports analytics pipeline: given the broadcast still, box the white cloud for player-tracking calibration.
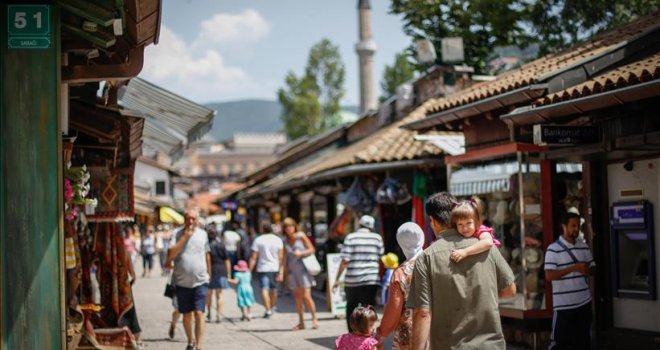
[141,22,272,103]
[192,9,270,50]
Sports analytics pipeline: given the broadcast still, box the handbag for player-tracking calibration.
[164,273,176,299]
[301,254,322,276]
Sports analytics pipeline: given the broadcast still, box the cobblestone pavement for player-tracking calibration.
[132,273,359,349]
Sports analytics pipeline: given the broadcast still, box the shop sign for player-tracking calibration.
[7,5,51,49]
[533,124,598,145]
[221,199,238,210]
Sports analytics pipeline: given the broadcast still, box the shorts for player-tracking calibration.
[209,276,229,290]
[256,272,278,290]
[175,284,208,313]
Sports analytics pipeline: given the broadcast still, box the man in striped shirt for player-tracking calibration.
[332,214,384,332]
[544,212,595,349]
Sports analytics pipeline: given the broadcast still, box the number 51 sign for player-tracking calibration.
[7,5,51,49]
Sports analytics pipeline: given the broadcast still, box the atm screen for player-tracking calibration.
[624,232,648,241]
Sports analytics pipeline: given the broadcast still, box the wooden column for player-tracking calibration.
[1,4,64,348]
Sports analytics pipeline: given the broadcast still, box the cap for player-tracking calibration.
[359,215,375,230]
[381,253,399,269]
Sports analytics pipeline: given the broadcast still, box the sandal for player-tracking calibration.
[311,320,320,329]
[292,323,305,331]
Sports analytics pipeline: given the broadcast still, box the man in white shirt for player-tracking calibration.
[249,223,284,319]
[544,212,595,349]
[222,223,242,272]
[167,209,211,350]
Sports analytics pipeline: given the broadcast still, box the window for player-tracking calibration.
[155,180,166,195]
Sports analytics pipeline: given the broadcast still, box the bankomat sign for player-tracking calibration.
[533,124,599,145]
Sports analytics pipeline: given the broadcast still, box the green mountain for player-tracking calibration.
[204,99,359,142]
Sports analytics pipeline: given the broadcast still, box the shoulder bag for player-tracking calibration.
[297,233,321,276]
[555,239,589,285]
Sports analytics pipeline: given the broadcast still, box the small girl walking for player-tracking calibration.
[228,260,255,321]
[449,197,501,263]
[335,305,380,350]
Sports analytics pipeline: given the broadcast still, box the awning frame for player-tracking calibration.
[402,84,548,131]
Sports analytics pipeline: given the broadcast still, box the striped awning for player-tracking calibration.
[119,78,215,160]
[451,176,511,196]
[450,162,582,196]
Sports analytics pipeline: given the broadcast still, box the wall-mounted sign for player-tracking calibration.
[7,5,51,49]
[533,124,599,145]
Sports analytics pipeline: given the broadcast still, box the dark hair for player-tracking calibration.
[350,305,378,335]
[561,212,580,226]
[260,221,273,233]
[451,197,483,227]
[425,192,457,227]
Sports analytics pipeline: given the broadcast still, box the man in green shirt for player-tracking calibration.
[407,192,516,350]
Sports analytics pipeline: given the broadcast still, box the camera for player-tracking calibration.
[623,161,634,172]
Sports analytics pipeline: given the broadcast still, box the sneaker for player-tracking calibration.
[216,315,221,323]
[206,313,211,322]
[272,306,278,313]
[185,345,195,350]
[263,310,273,319]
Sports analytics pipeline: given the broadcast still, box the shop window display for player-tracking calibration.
[450,158,583,313]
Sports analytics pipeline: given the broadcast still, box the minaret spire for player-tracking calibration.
[356,0,377,113]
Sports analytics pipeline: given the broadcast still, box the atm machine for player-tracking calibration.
[610,200,656,300]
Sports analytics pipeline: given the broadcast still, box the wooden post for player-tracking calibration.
[1,4,64,348]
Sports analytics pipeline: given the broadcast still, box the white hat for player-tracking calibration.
[359,215,375,230]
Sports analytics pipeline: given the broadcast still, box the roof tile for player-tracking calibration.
[425,13,659,114]
[532,52,660,106]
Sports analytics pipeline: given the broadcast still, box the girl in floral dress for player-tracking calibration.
[335,305,380,350]
[228,260,255,321]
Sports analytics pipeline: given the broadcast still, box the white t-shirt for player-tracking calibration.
[251,233,283,273]
[223,230,241,252]
[172,227,211,288]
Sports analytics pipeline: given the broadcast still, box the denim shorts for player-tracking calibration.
[256,272,278,290]
[175,283,208,313]
[209,276,229,290]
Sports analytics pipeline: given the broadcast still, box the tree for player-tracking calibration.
[390,0,528,74]
[380,52,416,101]
[389,0,658,73]
[525,0,660,55]
[278,38,345,140]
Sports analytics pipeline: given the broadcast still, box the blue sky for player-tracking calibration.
[139,0,410,106]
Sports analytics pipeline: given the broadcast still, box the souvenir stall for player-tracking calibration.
[63,100,144,350]
[500,53,660,349]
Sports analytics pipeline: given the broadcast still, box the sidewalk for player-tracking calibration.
[132,274,355,349]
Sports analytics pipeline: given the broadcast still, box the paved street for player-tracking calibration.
[132,273,353,349]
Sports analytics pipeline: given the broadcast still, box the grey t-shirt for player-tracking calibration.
[172,227,210,288]
[407,229,515,350]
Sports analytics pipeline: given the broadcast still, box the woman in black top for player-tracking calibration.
[206,225,231,323]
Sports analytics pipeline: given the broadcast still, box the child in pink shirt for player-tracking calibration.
[449,198,501,263]
[335,305,380,350]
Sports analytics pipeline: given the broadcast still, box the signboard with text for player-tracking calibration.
[533,124,599,145]
[326,253,347,317]
[7,5,51,49]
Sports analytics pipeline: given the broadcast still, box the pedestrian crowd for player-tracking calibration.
[151,191,593,350]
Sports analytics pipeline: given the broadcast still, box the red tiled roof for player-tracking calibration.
[535,52,660,106]
[425,13,660,115]
[248,100,448,195]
